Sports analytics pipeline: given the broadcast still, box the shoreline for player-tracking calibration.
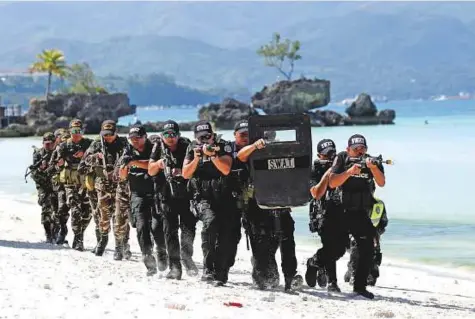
[2,193,474,282]
[1,195,475,318]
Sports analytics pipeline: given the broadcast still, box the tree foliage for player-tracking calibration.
[29,49,67,99]
[65,62,108,94]
[257,32,302,80]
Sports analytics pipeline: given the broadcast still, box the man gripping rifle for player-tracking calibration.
[28,132,58,243]
[149,120,198,279]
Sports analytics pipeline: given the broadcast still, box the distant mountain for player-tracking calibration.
[1,1,475,101]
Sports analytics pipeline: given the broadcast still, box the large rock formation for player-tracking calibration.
[198,98,258,130]
[25,93,136,135]
[344,93,396,125]
[251,78,330,114]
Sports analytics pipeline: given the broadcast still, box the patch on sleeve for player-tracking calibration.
[224,144,232,153]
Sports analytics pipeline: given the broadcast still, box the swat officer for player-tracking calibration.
[237,137,302,292]
[119,124,167,275]
[182,120,233,286]
[29,132,58,243]
[329,134,385,299]
[80,120,128,256]
[218,120,250,273]
[149,120,198,279]
[305,139,347,293]
[345,195,388,286]
[56,120,93,250]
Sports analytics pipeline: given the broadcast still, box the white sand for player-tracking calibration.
[0,196,474,319]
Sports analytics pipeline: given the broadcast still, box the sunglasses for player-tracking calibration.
[163,132,178,138]
[70,129,82,134]
[198,134,212,141]
[103,134,114,138]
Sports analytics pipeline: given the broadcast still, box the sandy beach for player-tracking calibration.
[0,196,474,319]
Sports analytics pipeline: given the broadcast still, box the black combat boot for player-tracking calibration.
[353,287,374,299]
[43,222,53,244]
[156,250,168,272]
[327,282,341,293]
[123,236,132,260]
[95,234,109,256]
[201,268,215,282]
[51,224,59,243]
[73,233,84,251]
[182,258,199,277]
[56,224,68,245]
[143,254,157,276]
[284,275,304,292]
[166,260,183,280]
[91,229,101,254]
[113,237,123,261]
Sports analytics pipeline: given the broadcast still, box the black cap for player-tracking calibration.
[162,120,180,134]
[100,120,117,136]
[194,120,213,138]
[69,119,83,129]
[128,124,146,138]
[348,134,367,149]
[234,120,249,133]
[317,139,336,155]
[42,132,55,142]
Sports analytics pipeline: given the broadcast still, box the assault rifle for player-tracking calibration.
[100,135,109,180]
[195,134,222,158]
[348,155,394,169]
[24,146,50,183]
[159,135,179,197]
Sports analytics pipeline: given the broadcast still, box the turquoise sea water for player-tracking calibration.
[2,99,475,271]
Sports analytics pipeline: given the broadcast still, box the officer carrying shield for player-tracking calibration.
[182,121,233,286]
[305,139,348,293]
[237,137,303,292]
[329,134,386,299]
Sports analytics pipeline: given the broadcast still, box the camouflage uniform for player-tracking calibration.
[49,129,71,244]
[29,133,58,243]
[80,120,129,257]
[57,120,93,250]
[114,180,132,260]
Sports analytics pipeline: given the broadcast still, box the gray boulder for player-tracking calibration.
[198,98,257,129]
[251,78,330,114]
[345,93,378,117]
[26,93,136,134]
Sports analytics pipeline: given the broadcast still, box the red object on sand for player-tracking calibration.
[224,302,243,308]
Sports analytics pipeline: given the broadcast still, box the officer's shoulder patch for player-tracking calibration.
[224,144,232,153]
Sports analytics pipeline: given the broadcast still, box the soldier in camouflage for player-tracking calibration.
[114,179,132,260]
[49,128,71,245]
[56,119,93,251]
[80,120,129,257]
[29,132,58,243]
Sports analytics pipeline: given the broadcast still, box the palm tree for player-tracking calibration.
[29,49,67,100]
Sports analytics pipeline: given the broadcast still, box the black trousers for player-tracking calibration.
[195,197,241,281]
[311,208,348,284]
[346,209,376,290]
[248,202,297,285]
[348,235,382,278]
[130,192,166,256]
[160,196,197,267]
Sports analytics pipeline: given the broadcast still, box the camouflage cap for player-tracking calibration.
[42,132,55,142]
[54,128,67,138]
[60,132,71,142]
[69,119,83,129]
[100,120,117,136]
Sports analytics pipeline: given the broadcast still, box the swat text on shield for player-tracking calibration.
[267,157,296,170]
